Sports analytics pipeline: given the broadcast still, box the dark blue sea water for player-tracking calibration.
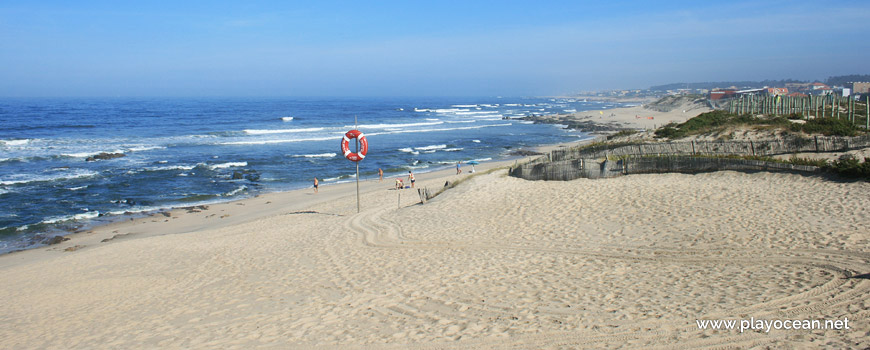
[0,97,623,254]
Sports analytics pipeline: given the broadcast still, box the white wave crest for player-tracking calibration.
[349,121,443,129]
[0,170,99,186]
[43,211,100,224]
[244,127,324,135]
[292,153,336,158]
[443,148,463,152]
[365,123,512,138]
[451,104,478,108]
[220,135,342,145]
[398,148,420,155]
[415,144,447,151]
[223,186,247,197]
[1,139,31,146]
[433,108,469,113]
[452,111,499,116]
[282,117,294,121]
[207,162,247,170]
[146,165,197,172]
[126,146,166,152]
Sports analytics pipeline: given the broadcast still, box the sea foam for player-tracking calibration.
[0,139,31,146]
[207,162,247,170]
[0,170,99,186]
[244,127,324,135]
[415,144,447,151]
[291,153,336,158]
[349,121,443,129]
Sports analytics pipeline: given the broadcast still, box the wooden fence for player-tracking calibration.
[509,155,820,181]
[511,135,870,181]
[546,135,870,162]
[727,94,869,129]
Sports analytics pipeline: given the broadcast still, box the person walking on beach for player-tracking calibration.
[408,171,416,188]
[313,177,319,193]
[378,168,383,182]
[456,161,462,175]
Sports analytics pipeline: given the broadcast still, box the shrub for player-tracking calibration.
[824,155,870,178]
[653,111,791,139]
[654,126,680,139]
[791,117,860,136]
[607,129,638,140]
[787,156,828,167]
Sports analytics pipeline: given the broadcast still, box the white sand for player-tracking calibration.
[531,100,712,132]
[1,162,868,348]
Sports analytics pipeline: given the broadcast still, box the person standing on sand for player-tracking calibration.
[456,161,462,175]
[378,168,383,182]
[313,177,319,193]
[408,170,416,188]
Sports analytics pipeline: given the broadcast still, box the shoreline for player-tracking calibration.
[0,148,552,263]
[3,99,681,258]
[2,139,577,258]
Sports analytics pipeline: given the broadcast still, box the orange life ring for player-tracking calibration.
[341,129,368,162]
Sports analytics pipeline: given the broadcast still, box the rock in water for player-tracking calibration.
[86,152,126,162]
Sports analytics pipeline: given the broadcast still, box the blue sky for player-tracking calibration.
[1,1,869,97]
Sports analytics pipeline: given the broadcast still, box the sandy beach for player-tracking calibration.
[524,97,712,132]
[1,106,869,349]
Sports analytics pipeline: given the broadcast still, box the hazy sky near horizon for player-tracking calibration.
[1,1,869,97]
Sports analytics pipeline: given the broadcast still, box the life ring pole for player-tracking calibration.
[355,116,360,213]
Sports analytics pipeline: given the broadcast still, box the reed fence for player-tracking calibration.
[511,135,870,181]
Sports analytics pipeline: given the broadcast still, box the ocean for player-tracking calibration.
[0,97,623,254]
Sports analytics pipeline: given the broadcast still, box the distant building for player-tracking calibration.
[851,82,870,94]
[810,82,829,90]
[787,92,807,97]
[765,87,789,96]
[709,89,736,100]
[736,88,765,95]
[808,83,832,95]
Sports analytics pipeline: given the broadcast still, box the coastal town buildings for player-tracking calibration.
[851,82,870,94]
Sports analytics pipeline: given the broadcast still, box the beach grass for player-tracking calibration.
[654,110,867,139]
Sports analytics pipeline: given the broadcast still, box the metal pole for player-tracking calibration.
[354,115,360,213]
[356,162,360,213]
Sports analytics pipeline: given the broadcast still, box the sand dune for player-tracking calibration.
[1,166,868,348]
